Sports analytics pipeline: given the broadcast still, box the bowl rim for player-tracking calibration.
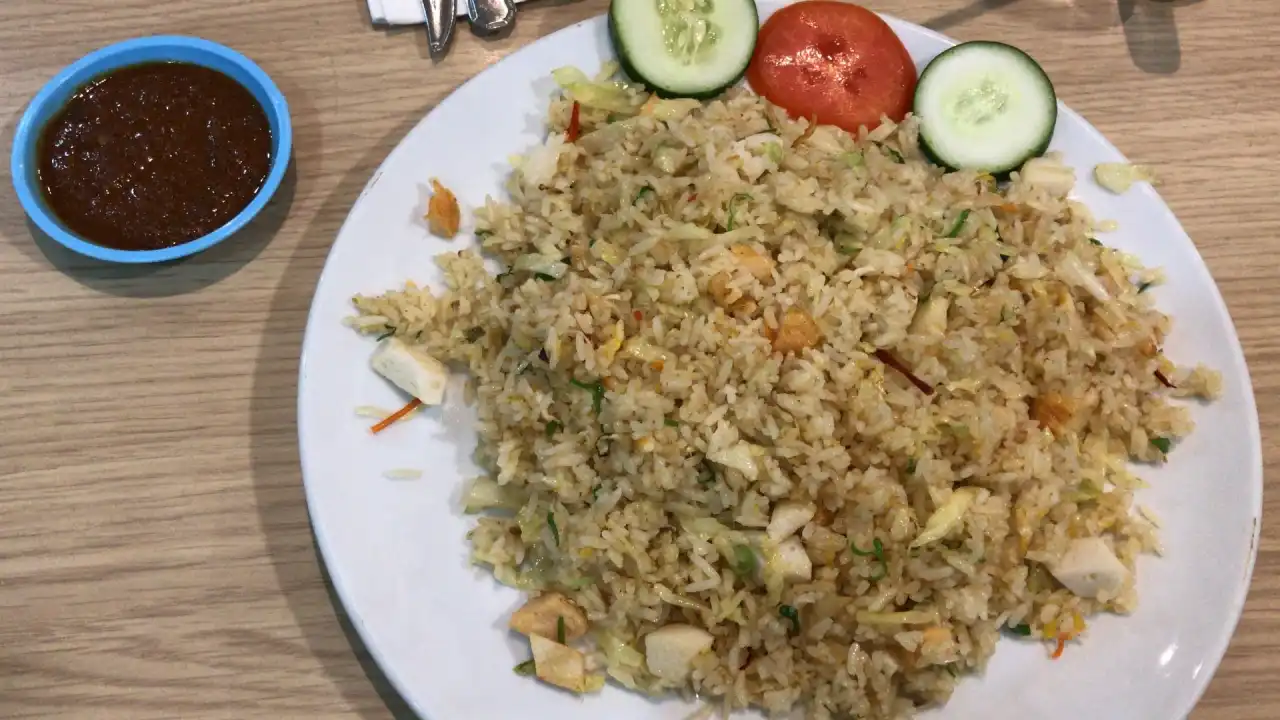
[9,35,293,265]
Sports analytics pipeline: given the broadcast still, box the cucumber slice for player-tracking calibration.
[914,41,1058,175]
[609,0,758,99]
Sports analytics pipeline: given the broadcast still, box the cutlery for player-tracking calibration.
[466,0,518,35]
[422,0,457,55]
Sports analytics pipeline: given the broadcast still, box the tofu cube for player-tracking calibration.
[772,536,813,582]
[1048,537,1130,599]
[529,634,586,693]
[644,624,715,682]
[509,593,589,642]
[370,337,448,405]
[766,501,816,543]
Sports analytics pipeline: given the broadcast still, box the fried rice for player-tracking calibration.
[348,75,1221,719]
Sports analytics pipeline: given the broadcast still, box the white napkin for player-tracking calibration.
[368,0,525,23]
[368,0,428,24]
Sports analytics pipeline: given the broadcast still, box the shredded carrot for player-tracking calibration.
[1051,633,1069,660]
[633,310,643,322]
[371,398,422,434]
[566,101,581,143]
[688,193,698,202]
[996,202,1020,213]
[650,360,665,372]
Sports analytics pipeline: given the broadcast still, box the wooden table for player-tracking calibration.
[0,1,1274,717]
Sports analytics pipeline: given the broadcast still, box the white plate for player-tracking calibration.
[298,8,1263,719]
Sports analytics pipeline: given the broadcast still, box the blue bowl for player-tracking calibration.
[10,36,292,264]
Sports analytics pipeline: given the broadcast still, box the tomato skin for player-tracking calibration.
[746,2,917,133]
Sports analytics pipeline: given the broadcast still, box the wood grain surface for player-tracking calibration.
[0,1,1274,718]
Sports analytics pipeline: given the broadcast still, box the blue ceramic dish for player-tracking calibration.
[10,36,292,264]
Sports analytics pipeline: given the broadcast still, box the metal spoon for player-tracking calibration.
[466,0,517,35]
[422,0,457,55]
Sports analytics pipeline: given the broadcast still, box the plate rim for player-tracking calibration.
[296,10,1264,719]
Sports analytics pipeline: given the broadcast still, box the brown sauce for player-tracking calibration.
[36,62,272,251]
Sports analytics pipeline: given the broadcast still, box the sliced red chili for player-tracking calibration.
[566,101,581,143]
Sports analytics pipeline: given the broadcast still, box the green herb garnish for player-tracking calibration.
[726,193,751,231]
[591,485,603,501]
[1137,281,1153,293]
[514,659,536,676]
[883,147,904,163]
[945,210,971,238]
[534,272,557,282]
[664,419,679,428]
[556,616,566,644]
[570,378,606,414]
[732,544,758,577]
[1089,237,1103,247]
[375,329,395,342]
[851,538,888,579]
[634,185,655,204]
[464,326,485,342]
[475,229,493,239]
[906,458,917,475]
[841,151,865,169]
[545,420,562,438]
[1150,436,1172,454]
[850,541,876,557]
[547,511,560,546]
[1010,623,1032,636]
[779,604,800,633]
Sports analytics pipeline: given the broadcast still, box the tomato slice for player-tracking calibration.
[746,2,917,134]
